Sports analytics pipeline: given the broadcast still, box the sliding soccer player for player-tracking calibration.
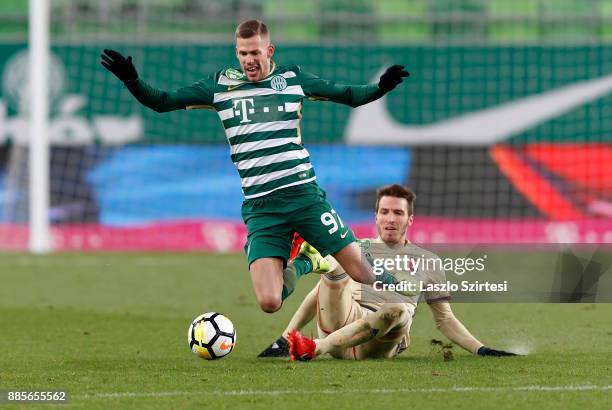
[258,184,516,359]
[101,20,408,313]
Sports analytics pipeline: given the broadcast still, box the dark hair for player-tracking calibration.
[375,184,416,215]
[235,20,269,39]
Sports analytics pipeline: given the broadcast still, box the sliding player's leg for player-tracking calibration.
[285,285,319,337]
[353,304,412,359]
[317,303,411,359]
[316,269,360,337]
[288,268,364,360]
[291,301,412,360]
[282,250,338,339]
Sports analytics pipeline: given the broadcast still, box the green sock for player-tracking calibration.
[292,256,312,277]
[281,258,312,301]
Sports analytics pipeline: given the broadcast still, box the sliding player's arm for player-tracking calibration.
[429,302,517,356]
[100,49,214,113]
[420,259,481,351]
[298,65,409,108]
[429,301,483,354]
[422,256,515,356]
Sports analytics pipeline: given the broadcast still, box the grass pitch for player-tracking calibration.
[0,253,610,409]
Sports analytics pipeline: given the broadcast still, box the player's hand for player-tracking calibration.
[378,65,410,93]
[477,346,517,357]
[100,49,139,83]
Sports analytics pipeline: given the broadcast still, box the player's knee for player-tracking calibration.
[257,295,282,313]
[378,304,409,326]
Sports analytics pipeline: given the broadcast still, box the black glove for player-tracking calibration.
[100,49,139,83]
[477,346,517,357]
[378,65,410,93]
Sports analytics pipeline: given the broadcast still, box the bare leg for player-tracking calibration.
[250,258,284,313]
[332,242,375,284]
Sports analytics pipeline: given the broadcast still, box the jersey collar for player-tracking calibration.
[223,60,276,85]
[259,60,277,81]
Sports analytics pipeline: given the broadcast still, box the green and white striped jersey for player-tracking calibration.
[126,63,384,199]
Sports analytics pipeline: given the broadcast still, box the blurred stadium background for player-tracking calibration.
[0,0,610,251]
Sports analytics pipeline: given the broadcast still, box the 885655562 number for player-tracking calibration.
[2,390,68,403]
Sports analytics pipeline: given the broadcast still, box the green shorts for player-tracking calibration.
[241,182,356,267]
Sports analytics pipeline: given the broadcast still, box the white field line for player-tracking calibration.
[75,384,612,400]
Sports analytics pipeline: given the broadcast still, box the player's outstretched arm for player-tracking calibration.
[429,301,482,354]
[429,302,517,356]
[300,65,409,108]
[100,49,213,113]
[100,49,138,83]
[378,65,410,92]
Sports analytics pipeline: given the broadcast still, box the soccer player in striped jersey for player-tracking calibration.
[259,185,517,360]
[101,20,409,313]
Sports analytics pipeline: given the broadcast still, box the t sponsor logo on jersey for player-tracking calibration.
[270,75,288,91]
[225,68,246,80]
[233,98,255,123]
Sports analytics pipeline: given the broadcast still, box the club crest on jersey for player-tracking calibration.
[270,75,287,91]
[225,68,246,80]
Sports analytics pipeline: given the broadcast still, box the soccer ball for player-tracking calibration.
[188,312,236,360]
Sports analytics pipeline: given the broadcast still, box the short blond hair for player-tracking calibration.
[235,20,269,39]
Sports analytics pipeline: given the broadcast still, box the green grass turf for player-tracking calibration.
[0,253,610,409]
